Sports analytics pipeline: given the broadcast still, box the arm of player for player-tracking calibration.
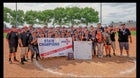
[18,33,23,47]
[6,32,10,43]
[31,38,37,44]
[128,29,132,43]
[103,35,106,45]
[129,35,132,43]
[18,39,23,47]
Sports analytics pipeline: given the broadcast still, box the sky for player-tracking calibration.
[4,3,136,26]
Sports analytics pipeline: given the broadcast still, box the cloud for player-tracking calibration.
[103,3,136,8]
[101,3,136,24]
[3,3,136,25]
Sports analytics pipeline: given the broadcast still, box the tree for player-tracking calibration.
[81,7,99,26]
[4,7,25,26]
[65,7,81,27]
[53,8,66,27]
[4,7,99,27]
[10,10,24,26]
[37,10,53,26]
[24,10,39,25]
[4,7,12,23]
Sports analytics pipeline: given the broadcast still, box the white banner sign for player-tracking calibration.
[38,38,72,58]
[74,41,92,60]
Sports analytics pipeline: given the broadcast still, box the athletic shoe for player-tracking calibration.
[93,55,96,57]
[23,58,28,62]
[100,55,103,58]
[36,58,38,61]
[105,55,109,57]
[113,53,116,56]
[9,60,12,64]
[14,59,19,62]
[20,62,24,65]
[109,54,111,57]
[20,58,24,65]
[98,55,103,58]
[98,55,100,58]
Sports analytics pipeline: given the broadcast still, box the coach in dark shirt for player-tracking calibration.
[6,26,19,64]
[118,24,132,57]
[18,26,30,64]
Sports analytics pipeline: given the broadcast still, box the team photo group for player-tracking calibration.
[6,23,132,65]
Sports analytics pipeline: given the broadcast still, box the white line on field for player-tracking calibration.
[33,57,136,77]
[119,58,136,75]
[33,60,101,77]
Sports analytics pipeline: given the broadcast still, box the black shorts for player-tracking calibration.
[9,47,17,53]
[106,42,111,45]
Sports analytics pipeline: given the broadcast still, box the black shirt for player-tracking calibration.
[118,28,131,42]
[19,31,30,47]
[6,31,19,47]
[110,29,116,41]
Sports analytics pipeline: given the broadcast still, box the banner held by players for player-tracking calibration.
[38,38,72,58]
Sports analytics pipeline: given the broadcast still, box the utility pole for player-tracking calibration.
[100,3,102,24]
[16,3,17,28]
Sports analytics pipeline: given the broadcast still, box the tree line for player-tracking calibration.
[4,7,99,27]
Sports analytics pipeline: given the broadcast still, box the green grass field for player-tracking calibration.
[3,31,136,38]
[130,31,136,35]
[4,33,7,38]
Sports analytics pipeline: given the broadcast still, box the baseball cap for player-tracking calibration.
[109,25,113,27]
[12,26,16,28]
[44,26,47,28]
[97,23,101,25]
[120,23,125,26]
[29,25,33,27]
[23,26,28,29]
[32,31,37,34]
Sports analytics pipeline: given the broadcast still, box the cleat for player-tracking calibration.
[113,53,116,56]
[14,59,19,62]
[9,60,12,64]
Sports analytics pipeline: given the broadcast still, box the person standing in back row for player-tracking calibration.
[6,26,19,64]
[118,24,132,57]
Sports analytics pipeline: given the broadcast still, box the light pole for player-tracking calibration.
[16,3,17,28]
[100,3,102,24]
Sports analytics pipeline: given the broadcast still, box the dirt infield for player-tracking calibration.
[4,36,136,78]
